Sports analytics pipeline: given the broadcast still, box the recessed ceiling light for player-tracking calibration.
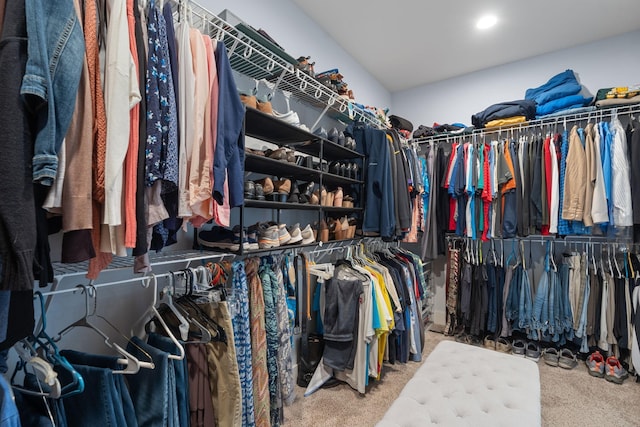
[476,14,498,30]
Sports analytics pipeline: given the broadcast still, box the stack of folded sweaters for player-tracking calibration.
[525,69,592,118]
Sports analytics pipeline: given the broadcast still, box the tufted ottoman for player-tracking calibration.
[376,340,540,427]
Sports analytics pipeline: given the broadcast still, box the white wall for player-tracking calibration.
[199,0,391,110]
[391,30,640,128]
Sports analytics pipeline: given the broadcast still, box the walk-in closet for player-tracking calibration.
[2,0,640,426]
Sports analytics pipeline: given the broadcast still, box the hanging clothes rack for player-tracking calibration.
[412,104,640,145]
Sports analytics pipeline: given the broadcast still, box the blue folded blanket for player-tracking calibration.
[525,69,577,100]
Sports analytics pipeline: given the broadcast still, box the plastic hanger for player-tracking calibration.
[55,285,147,374]
[28,292,85,397]
[11,338,61,399]
[162,273,190,341]
[132,274,186,360]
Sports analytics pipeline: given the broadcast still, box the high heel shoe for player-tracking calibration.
[320,186,327,206]
[310,189,320,205]
[333,187,343,207]
[318,219,329,243]
[287,180,300,203]
[298,181,315,204]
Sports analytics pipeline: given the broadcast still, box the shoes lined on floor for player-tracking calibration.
[585,351,628,384]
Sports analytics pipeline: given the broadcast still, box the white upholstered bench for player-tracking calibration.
[376,340,541,427]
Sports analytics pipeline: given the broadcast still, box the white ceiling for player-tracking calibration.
[291,0,640,92]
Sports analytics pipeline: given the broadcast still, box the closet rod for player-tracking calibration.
[413,104,640,145]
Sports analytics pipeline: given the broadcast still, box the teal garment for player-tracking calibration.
[259,261,281,427]
[230,262,256,427]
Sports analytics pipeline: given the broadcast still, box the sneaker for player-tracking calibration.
[512,339,526,357]
[558,348,578,370]
[542,348,560,367]
[277,224,291,245]
[198,227,239,251]
[273,110,300,126]
[287,223,302,244]
[585,351,605,378]
[300,224,316,244]
[246,225,260,250]
[232,225,253,251]
[604,356,628,384]
[258,225,280,249]
[525,341,541,362]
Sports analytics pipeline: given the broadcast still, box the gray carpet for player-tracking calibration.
[283,331,640,426]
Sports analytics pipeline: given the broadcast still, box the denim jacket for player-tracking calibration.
[21,0,85,185]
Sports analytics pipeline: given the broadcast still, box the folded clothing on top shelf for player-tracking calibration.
[525,69,592,117]
[471,99,536,128]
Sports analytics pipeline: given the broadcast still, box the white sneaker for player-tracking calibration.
[287,223,303,244]
[273,110,300,126]
[277,223,292,245]
[301,224,315,244]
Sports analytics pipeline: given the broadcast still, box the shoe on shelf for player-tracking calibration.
[256,177,274,195]
[240,93,257,109]
[320,186,327,206]
[512,339,526,357]
[273,110,300,126]
[266,147,288,161]
[246,225,260,250]
[244,181,255,200]
[604,356,628,384]
[298,181,315,203]
[198,227,239,251]
[337,131,345,146]
[287,181,300,203]
[333,187,343,207]
[542,348,559,367]
[558,348,578,370]
[257,98,273,115]
[313,127,328,140]
[277,223,292,245]
[318,219,329,242]
[310,189,320,205]
[586,351,605,378]
[232,225,253,251]
[286,149,296,163]
[287,223,303,244]
[495,337,512,353]
[525,341,541,362]
[258,224,280,249]
[273,178,291,202]
[328,127,340,144]
[301,224,315,244]
[254,183,265,201]
[342,195,354,208]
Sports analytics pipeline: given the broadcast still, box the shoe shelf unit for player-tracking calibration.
[195,101,366,256]
[170,0,384,131]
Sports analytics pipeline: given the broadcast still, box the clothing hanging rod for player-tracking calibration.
[413,104,640,145]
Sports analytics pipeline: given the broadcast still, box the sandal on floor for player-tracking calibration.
[496,337,512,353]
[483,335,496,350]
[512,339,526,357]
[558,348,578,369]
[525,341,541,362]
[542,348,560,367]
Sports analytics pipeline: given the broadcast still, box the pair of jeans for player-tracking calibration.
[531,270,550,340]
[0,291,9,342]
[259,262,282,426]
[518,268,533,332]
[559,263,575,340]
[22,0,85,184]
[146,334,189,427]
[59,350,137,427]
[126,336,179,427]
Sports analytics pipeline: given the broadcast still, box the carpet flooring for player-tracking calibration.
[283,330,640,426]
